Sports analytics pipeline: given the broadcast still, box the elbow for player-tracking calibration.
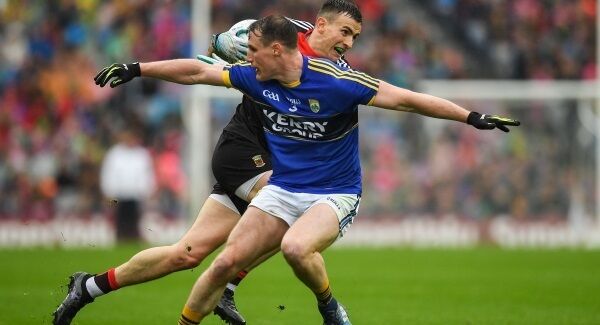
[187,69,208,85]
[182,76,199,85]
[171,74,201,85]
[396,105,415,113]
[393,95,415,112]
[389,105,412,113]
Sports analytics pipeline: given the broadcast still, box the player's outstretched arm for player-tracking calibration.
[371,80,520,132]
[94,59,226,88]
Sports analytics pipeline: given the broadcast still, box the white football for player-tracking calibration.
[229,19,256,41]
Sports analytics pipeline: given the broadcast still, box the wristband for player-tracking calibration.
[130,62,141,77]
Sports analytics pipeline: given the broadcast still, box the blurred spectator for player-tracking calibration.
[100,129,155,241]
[152,129,186,219]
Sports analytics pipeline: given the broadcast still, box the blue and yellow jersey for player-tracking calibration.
[222,56,379,194]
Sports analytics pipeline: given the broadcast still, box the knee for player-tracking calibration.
[281,237,310,266]
[207,253,239,281]
[169,244,208,270]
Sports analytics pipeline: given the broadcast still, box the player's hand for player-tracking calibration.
[212,31,248,63]
[94,63,141,88]
[467,112,520,132]
[196,53,227,65]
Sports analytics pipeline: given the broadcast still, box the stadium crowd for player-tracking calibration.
[0,0,595,223]
[423,0,597,79]
[358,101,595,220]
[0,0,190,221]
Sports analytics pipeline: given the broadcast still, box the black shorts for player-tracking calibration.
[211,131,272,213]
[211,182,251,215]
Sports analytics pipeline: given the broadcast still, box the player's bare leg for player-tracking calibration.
[216,170,333,324]
[215,236,281,325]
[280,204,351,324]
[53,198,239,325]
[214,248,279,325]
[213,170,273,324]
[179,207,288,324]
[114,197,239,286]
[218,170,274,291]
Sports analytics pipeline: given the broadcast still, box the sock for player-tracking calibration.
[85,268,119,299]
[178,305,202,325]
[226,270,248,291]
[316,284,333,306]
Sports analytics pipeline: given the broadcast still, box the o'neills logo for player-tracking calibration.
[252,155,265,167]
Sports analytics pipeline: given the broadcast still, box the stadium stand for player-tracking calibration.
[0,0,595,227]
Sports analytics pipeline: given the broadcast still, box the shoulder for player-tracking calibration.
[307,58,379,91]
[224,61,257,89]
[226,61,252,70]
[285,17,314,31]
[336,58,350,69]
[308,57,347,71]
[225,61,254,79]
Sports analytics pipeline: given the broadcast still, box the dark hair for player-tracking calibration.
[318,0,362,23]
[248,15,298,50]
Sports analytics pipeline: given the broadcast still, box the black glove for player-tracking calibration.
[94,62,141,88]
[467,111,520,132]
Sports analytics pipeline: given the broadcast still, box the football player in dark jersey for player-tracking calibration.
[52,2,367,325]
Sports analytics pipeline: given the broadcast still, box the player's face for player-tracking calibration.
[247,30,277,81]
[318,14,361,61]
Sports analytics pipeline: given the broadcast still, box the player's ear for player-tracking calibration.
[315,16,328,33]
[272,43,283,56]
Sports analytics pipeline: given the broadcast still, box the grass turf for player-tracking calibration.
[1,245,599,324]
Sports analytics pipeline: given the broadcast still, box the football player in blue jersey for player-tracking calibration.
[53,2,368,325]
[92,14,519,324]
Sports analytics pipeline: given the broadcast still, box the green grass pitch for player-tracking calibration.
[1,245,600,324]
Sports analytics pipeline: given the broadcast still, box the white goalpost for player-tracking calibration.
[188,0,217,217]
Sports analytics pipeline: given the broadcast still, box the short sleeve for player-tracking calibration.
[344,70,380,106]
[224,63,256,94]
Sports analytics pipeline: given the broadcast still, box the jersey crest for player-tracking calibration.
[252,154,266,167]
[309,99,320,113]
